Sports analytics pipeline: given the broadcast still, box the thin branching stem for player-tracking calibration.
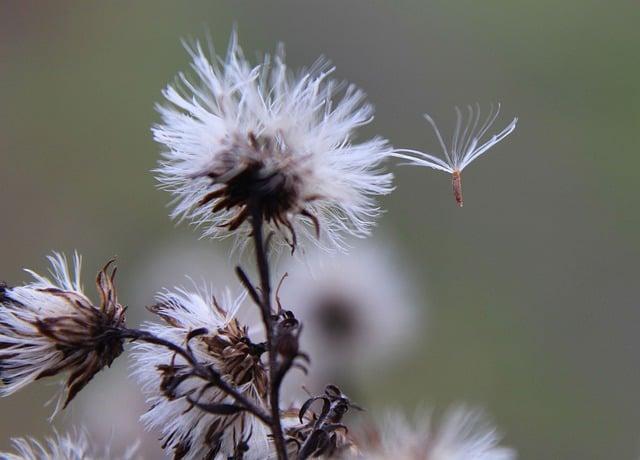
[249,207,289,460]
[117,327,271,425]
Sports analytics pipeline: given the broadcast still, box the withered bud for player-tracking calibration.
[272,309,303,360]
[283,385,360,459]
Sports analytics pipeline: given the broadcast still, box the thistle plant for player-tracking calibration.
[0,31,517,460]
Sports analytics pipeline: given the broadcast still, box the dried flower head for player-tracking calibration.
[352,407,515,460]
[0,429,138,460]
[0,253,126,414]
[132,287,270,459]
[153,32,394,252]
[276,385,359,459]
[394,103,517,206]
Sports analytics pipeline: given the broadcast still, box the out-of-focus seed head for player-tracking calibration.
[280,239,421,402]
[350,406,516,460]
[0,429,138,460]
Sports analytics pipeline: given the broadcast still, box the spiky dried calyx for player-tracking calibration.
[202,318,268,398]
[283,385,360,459]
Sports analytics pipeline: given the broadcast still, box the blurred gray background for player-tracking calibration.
[1,1,639,458]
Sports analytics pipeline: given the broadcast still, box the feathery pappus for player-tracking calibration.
[131,286,270,460]
[394,103,517,207]
[0,253,126,415]
[153,31,394,253]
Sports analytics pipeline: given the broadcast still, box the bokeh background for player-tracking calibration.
[1,1,639,458]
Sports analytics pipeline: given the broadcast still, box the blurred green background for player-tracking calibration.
[1,1,639,458]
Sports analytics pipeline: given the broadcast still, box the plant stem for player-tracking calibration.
[250,208,288,460]
[118,327,271,425]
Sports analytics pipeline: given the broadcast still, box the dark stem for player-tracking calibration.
[250,207,289,460]
[118,327,271,425]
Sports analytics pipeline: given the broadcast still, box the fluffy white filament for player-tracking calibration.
[393,103,517,173]
[0,253,84,397]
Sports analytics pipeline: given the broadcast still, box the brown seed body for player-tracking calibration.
[452,170,463,207]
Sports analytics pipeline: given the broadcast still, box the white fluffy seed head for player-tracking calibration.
[0,429,139,460]
[0,253,126,416]
[153,31,394,254]
[131,286,270,460]
[351,407,516,460]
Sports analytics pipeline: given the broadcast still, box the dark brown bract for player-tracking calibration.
[196,132,320,249]
[148,295,269,400]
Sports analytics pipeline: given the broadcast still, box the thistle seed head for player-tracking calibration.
[153,32,394,253]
